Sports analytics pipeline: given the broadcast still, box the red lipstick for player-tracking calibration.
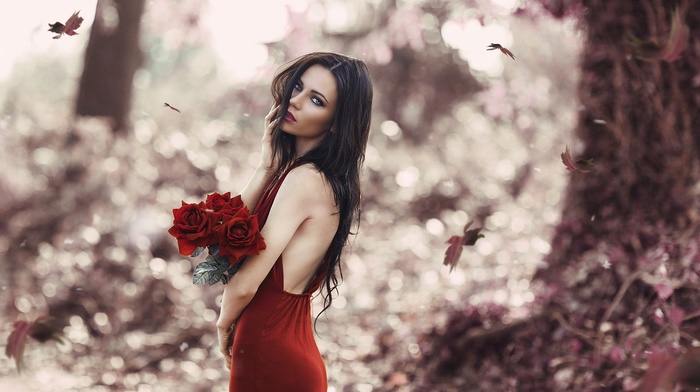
[284,111,296,123]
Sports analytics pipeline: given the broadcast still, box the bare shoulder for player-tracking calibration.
[278,163,335,208]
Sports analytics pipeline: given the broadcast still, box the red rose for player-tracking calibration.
[215,207,266,263]
[168,201,218,256]
[205,192,245,220]
[205,192,231,211]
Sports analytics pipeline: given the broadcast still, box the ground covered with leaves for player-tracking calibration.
[0,4,582,391]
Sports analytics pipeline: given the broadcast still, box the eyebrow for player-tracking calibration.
[298,79,329,104]
[312,89,329,104]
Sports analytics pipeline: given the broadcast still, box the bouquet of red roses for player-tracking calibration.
[168,192,266,285]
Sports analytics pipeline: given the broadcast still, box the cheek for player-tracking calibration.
[316,112,334,130]
[301,112,333,135]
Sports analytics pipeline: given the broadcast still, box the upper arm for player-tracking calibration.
[226,164,331,295]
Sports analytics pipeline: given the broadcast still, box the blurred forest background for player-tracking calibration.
[1,0,699,391]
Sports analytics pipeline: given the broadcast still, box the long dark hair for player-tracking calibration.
[269,52,373,319]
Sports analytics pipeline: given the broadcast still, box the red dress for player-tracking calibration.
[229,163,328,392]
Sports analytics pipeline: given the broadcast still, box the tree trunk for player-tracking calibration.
[537,0,700,283]
[411,1,700,390]
[75,0,146,134]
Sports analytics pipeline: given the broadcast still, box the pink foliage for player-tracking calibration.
[667,306,685,328]
[654,283,674,300]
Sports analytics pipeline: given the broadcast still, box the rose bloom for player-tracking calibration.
[205,192,245,220]
[168,201,218,256]
[215,207,266,262]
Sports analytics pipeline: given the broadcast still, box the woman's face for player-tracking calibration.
[281,64,338,152]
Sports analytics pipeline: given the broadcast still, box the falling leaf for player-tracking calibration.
[443,221,485,272]
[28,316,64,344]
[627,2,690,63]
[444,235,464,272]
[462,223,484,246]
[560,145,594,173]
[487,43,516,60]
[164,103,181,113]
[5,316,64,373]
[48,11,84,39]
[5,320,31,372]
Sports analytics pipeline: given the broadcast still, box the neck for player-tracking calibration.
[295,139,317,158]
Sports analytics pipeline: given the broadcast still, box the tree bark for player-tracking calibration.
[538,0,700,283]
[411,1,700,390]
[75,0,146,134]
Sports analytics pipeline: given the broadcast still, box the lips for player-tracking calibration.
[284,111,296,123]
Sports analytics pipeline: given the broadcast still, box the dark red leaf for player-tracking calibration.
[661,5,690,62]
[444,235,463,272]
[28,316,64,344]
[628,3,689,63]
[443,221,485,272]
[6,320,32,373]
[462,221,485,246]
[487,43,516,60]
[561,145,593,173]
[5,316,64,373]
[164,103,181,113]
[48,11,83,39]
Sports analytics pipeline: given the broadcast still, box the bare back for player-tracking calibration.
[275,163,339,294]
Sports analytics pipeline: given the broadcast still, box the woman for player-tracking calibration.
[215,52,373,391]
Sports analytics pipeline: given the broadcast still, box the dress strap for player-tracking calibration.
[254,160,306,228]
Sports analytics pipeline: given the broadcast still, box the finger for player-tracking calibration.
[263,118,279,139]
[264,104,281,123]
[266,117,279,131]
[223,351,232,370]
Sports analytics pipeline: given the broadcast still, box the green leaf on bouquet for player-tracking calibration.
[192,257,228,285]
[189,247,205,257]
[192,245,244,285]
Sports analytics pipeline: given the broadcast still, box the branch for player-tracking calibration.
[552,311,597,347]
[595,261,662,358]
[598,261,661,330]
[450,312,547,353]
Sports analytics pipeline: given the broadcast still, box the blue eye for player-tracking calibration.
[292,82,324,106]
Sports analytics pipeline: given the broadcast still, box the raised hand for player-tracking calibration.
[260,104,281,172]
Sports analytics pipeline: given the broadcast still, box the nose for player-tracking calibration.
[289,93,302,110]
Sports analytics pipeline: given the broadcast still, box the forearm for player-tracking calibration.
[239,165,274,213]
[216,284,255,330]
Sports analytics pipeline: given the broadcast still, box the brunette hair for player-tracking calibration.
[269,52,373,319]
